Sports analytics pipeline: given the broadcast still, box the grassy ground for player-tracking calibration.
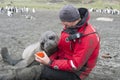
[0,0,120,10]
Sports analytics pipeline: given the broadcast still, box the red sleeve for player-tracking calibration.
[49,49,73,71]
[50,59,72,71]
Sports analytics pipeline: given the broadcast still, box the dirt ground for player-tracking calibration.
[0,10,120,80]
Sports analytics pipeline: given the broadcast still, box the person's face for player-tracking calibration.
[61,19,80,28]
[61,21,75,28]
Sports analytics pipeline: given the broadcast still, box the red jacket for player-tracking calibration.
[50,8,100,80]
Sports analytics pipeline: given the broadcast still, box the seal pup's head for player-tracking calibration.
[39,31,59,56]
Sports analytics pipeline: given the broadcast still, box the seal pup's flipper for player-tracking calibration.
[0,47,22,66]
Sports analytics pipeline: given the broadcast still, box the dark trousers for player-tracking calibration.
[40,66,81,80]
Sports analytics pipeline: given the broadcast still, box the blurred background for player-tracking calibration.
[0,0,120,10]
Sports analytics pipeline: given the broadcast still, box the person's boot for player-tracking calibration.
[0,47,22,66]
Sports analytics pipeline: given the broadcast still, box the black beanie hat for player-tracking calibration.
[59,5,80,22]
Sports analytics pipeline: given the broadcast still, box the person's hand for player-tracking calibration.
[35,51,50,65]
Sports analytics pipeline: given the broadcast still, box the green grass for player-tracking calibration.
[0,0,120,10]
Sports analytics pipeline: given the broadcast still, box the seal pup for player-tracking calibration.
[0,31,59,68]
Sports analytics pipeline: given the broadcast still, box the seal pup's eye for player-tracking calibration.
[49,36,55,40]
[40,42,44,46]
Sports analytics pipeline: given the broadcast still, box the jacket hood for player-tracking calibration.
[76,8,90,28]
